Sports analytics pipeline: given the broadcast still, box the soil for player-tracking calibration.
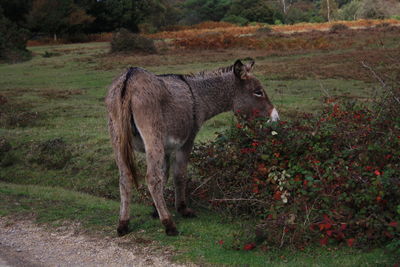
[0,217,187,267]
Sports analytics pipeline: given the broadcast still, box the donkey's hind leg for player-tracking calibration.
[151,154,170,219]
[108,119,134,236]
[174,141,196,218]
[145,148,178,235]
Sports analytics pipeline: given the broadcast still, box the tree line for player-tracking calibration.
[1,0,400,37]
[1,0,399,61]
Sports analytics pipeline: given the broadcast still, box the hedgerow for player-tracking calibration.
[191,79,400,250]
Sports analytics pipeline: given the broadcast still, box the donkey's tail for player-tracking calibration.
[106,68,138,188]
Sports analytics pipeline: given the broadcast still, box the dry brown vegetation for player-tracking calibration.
[92,23,400,86]
[149,19,400,40]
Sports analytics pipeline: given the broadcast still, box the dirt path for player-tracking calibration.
[0,217,186,267]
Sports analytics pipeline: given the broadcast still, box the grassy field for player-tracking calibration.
[1,25,399,265]
[1,182,396,266]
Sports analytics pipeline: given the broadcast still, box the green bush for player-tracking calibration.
[0,8,31,63]
[110,28,156,54]
[285,7,310,24]
[192,84,400,248]
[222,15,248,26]
[227,0,274,24]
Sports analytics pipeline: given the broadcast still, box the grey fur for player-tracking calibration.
[105,59,278,236]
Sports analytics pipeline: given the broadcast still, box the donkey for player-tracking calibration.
[105,59,279,236]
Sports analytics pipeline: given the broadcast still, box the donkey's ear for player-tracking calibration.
[234,58,255,80]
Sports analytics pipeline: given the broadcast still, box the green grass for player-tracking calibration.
[0,41,398,265]
[1,182,397,266]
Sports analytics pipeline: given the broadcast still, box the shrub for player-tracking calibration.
[191,82,400,248]
[0,8,31,63]
[0,137,12,161]
[228,0,274,24]
[110,28,156,54]
[255,26,273,37]
[222,15,249,26]
[329,23,349,33]
[285,7,310,24]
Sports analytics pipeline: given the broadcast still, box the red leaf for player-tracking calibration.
[273,191,282,200]
[374,170,381,176]
[326,230,333,237]
[252,186,259,194]
[389,221,398,227]
[346,238,355,247]
[340,223,347,230]
[319,223,332,231]
[243,243,256,251]
[218,240,224,245]
[319,237,328,246]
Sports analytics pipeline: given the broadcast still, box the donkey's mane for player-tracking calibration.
[184,64,234,79]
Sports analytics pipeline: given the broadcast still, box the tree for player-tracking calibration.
[27,0,93,40]
[228,0,275,24]
[337,0,361,20]
[184,0,231,23]
[0,7,31,62]
[320,0,338,21]
[0,0,32,27]
[356,0,400,19]
[279,0,293,14]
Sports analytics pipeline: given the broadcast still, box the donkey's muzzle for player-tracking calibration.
[268,108,280,122]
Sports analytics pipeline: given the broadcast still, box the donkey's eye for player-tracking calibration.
[253,90,264,97]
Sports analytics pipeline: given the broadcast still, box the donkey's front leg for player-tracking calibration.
[146,151,178,236]
[173,144,196,218]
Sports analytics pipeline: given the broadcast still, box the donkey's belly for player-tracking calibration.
[165,136,186,153]
[131,132,186,154]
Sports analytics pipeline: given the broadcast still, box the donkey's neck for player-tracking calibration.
[186,74,236,125]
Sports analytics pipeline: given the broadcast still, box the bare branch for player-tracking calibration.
[361,61,386,88]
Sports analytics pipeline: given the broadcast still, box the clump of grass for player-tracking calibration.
[42,51,61,58]
[28,138,72,169]
[0,137,13,166]
[0,109,41,128]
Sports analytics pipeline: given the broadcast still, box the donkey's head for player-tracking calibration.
[232,59,279,122]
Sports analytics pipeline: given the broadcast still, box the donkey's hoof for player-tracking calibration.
[117,220,129,236]
[181,208,197,218]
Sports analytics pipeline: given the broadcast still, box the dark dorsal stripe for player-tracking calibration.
[177,75,198,132]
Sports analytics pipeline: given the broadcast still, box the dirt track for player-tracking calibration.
[0,217,185,267]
